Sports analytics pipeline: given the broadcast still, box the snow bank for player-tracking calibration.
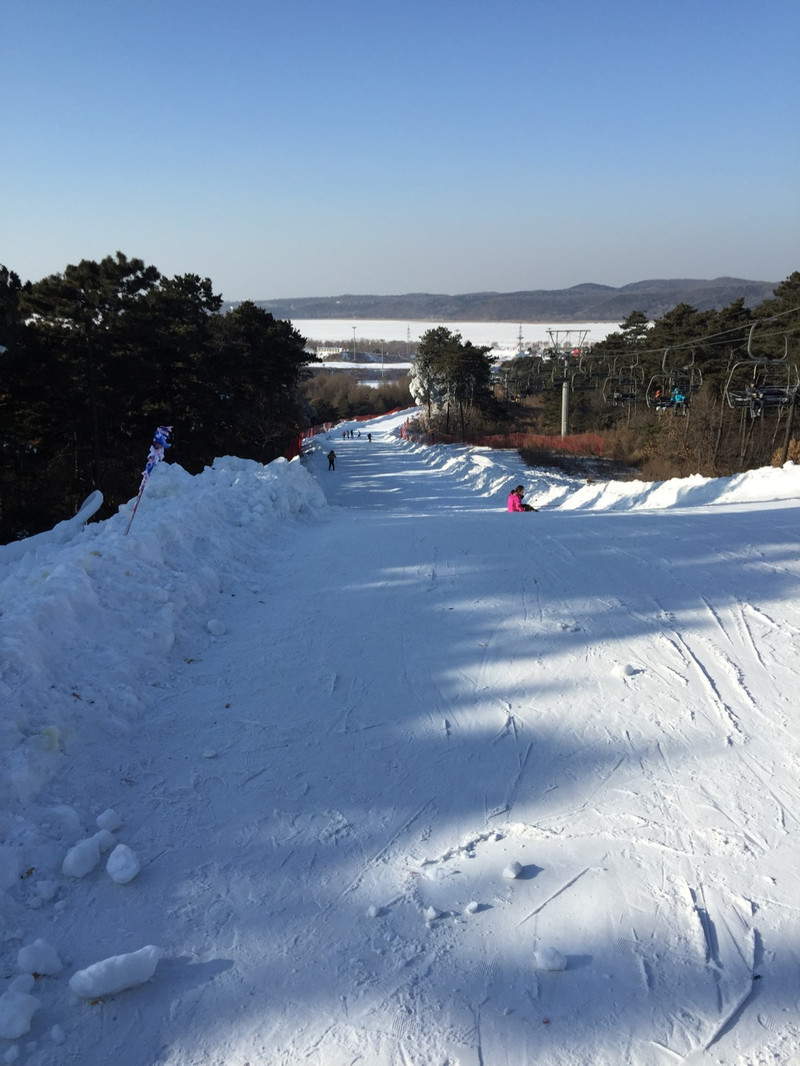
[392,421,800,512]
[0,455,327,811]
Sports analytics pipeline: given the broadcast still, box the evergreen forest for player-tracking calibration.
[0,254,316,541]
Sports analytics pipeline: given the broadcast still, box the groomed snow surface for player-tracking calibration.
[2,409,799,1065]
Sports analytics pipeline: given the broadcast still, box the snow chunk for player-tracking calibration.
[465,900,481,914]
[106,844,140,884]
[48,804,82,841]
[0,989,41,1040]
[207,619,226,636]
[68,945,162,999]
[96,808,122,832]
[61,837,101,878]
[534,946,567,971]
[611,662,638,678]
[17,938,62,976]
[366,904,381,918]
[423,906,442,922]
[502,861,523,879]
[92,829,116,853]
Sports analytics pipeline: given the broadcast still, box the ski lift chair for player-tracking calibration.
[652,348,703,410]
[603,358,644,405]
[724,326,799,413]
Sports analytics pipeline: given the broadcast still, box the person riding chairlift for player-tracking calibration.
[745,381,764,417]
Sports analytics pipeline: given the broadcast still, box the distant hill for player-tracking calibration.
[239,277,778,322]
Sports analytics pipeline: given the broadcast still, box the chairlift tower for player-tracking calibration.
[546,328,589,356]
[547,329,590,435]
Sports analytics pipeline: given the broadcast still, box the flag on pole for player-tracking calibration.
[124,425,173,536]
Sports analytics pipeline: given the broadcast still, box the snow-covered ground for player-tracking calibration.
[2,410,799,1065]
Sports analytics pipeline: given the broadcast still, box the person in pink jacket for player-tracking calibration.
[507,485,535,512]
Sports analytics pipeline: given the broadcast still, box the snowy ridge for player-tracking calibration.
[1,457,326,806]
[395,431,800,511]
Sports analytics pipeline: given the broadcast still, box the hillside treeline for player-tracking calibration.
[300,372,412,425]
[412,273,800,480]
[251,277,777,323]
[0,253,317,541]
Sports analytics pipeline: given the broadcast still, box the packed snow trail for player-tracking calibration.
[3,416,800,1065]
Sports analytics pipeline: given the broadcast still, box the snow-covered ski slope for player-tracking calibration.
[2,409,799,1066]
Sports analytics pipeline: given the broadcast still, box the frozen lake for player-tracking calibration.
[291,318,620,352]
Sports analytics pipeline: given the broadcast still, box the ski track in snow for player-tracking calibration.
[2,418,800,1065]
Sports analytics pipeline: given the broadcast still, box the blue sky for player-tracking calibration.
[2,0,798,300]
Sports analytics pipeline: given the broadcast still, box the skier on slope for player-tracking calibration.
[507,485,535,512]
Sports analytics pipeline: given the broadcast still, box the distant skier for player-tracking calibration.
[327,450,336,471]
